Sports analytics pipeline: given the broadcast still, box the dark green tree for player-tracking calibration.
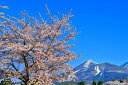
[78,81,85,85]
[0,78,13,85]
[0,80,4,85]
[92,81,97,85]
[97,81,103,85]
[120,78,125,83]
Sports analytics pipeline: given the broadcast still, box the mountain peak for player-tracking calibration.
[121,62,128,68]
[86,59,93,63]
[83,59,96,68]
[73,59,96,71]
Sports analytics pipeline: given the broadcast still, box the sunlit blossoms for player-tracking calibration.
[0,7,77,85]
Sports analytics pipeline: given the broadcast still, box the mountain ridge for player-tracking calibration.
[73,60,128,82]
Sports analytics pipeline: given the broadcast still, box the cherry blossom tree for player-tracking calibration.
[0,6,8,26]
[0,6,9,79]
[0,6,77,85]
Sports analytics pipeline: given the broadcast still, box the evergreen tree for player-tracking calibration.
[78,81,85,85]
[97,81,103,85]
[120,78,125,83]
[92,81,96,85]
[0,78,13,85]
[0,80,4,85]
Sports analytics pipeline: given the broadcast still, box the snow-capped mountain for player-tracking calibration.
[74,60,96,73]
[73,60,128,82]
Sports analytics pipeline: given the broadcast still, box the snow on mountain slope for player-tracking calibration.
[95,66,100,75]
[74,70,80,73]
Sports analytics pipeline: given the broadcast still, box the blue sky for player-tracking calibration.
[1,0,128,67]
